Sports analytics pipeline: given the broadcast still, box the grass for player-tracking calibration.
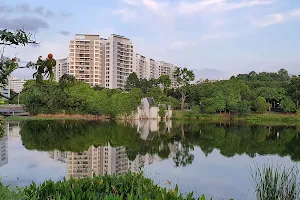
[173,111,300,125]
[250,164,300,200]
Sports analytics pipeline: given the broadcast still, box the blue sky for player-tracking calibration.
[1,0,300,79]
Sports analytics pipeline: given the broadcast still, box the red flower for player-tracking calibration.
[48,54,53,59]
[39,56,42,59]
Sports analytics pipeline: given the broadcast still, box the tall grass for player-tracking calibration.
[251,164,300,200]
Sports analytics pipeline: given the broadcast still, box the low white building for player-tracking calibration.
[133,97,172,120]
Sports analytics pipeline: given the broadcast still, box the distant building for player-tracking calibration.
[54,58,69,82]
[9,77,27,93]
[195,78,224,84]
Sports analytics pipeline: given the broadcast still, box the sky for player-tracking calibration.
[1,0,300,79]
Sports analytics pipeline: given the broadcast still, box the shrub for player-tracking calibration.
[23,173,209,200]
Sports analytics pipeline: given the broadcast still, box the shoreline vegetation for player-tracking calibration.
[5,111,300,125]
[172,111,300,125]
[0,173,213,200]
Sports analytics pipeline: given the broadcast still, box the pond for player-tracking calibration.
[0,120,299,199]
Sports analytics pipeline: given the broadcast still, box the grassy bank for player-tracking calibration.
[173,111,300,125]
[0,173,216,200]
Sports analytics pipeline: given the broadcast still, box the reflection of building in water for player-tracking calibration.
[49,150,68,163]
[47,143,161,179]
[130,154,161,172]
[67,144,131,179]
[0,133,8,167]
[0,122,21,168]
[5,122,21,140]
[134,120,172,140]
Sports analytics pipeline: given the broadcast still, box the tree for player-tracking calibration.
[125,72,139,90]
[158,106,166,121]
[158,75,171,92]
[0,29,36,99]
[235,100,251,114]
[27,54,57,83]
[173,67,195,111]
[281,97,296,113]
[287,76,300,107]
[253,97,268,113]
[59,74,76,87]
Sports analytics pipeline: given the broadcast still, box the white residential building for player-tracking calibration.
[54,58,69,81]
[69,34,102,86]
[8,77,27,93]
[157,61,178,88]
[65,33,180,89]
[136,54,148,80]
[103,34,136,89]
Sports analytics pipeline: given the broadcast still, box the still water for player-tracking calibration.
[0,120,299,199]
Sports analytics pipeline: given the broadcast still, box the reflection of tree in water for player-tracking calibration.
[18,120,300,169]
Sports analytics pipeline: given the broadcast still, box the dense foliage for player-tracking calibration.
[0,173,214,200]
[18,80,142,117]
[177,69,300,114]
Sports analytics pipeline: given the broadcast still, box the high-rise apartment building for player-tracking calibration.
[157,61,178,88]
[54,58,69,81]
[65,33,179,89]
[103,35,136,89]
[69,34,102,86]
[136,54,149,80]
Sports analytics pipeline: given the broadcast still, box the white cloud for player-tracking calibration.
[170,41,190,49]
[122,0,141,5]
[177,0,226,14]
[257,8,300,28]
[290,9,300,17]
[113,8,137,22]
[222,0,274,11]
[142,0,169,11]
[177,0,274,15]
[201,34,222,41]
[258,13,285,27]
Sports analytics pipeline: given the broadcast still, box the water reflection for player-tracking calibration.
[0,120,300,199]
[48,146,161,179]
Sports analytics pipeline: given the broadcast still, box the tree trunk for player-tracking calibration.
[181,124,185,140]
[181,93,186,111]
[297,99,299,108]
